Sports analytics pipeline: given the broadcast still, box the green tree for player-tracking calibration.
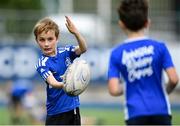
[0,0,44,42]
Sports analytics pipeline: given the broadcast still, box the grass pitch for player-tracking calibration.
[0,106,180,125]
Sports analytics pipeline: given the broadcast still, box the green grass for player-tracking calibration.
[80,107,180,125]
[0,108,10,124]
[171,110,180,125]
[81,107,124,125]
[0,107,180,125]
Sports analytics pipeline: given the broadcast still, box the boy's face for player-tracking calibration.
[36,30,58,56]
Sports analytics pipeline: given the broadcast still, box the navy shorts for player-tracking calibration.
[45,107,81,125]
[126,115,172,125]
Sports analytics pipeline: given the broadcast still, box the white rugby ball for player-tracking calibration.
[63,59,90,96]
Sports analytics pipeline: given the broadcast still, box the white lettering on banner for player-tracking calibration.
[122,45,154,82]
[14,47,38,78]
[0,46,38,79]
[0,47,14,78]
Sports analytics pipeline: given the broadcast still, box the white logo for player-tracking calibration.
[122,45,154,82]
[65,57,71,67]
[40,68,45,73]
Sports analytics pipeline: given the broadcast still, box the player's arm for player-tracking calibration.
[108,78,123,96]
[108,50,123,96]
[46,74,64,89]
[65,16,87,55]
[165,67,179,94]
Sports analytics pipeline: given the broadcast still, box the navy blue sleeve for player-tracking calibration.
[65,45,80,61]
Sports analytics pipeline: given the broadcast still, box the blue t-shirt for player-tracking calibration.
[36,45,80,116]
[108,37,174,120]
[11,79,32,98]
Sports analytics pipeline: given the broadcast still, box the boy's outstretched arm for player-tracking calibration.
[65,16,87,55]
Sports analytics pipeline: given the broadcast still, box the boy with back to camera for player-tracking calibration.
[108,0,179,125]
[34,16,87,125]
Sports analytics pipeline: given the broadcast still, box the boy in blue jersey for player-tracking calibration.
[9,79,33,124]
[108,0,179,125]
[34,16,87,125]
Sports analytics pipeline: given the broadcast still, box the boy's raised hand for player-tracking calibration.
[65,16,79,34]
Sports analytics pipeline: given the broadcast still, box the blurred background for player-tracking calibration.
[0,0,180,125]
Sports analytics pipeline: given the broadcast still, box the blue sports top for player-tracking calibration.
[11,79,32,98]
[108,37,174,120]
[36,45,80,116]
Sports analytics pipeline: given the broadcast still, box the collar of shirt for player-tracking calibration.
[123,36,149,43]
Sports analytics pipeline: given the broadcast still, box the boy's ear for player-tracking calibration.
[144,19,151,28]
[35,37,38,42]
[118,20,126,30]
[56,36,59,41]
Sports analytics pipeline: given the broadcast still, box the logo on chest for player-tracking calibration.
[65,57,71,67]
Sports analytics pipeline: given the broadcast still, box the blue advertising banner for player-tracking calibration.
[0,45,111,83]
[0,45,39,81]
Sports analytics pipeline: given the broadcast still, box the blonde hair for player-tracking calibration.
[33,17,59,39]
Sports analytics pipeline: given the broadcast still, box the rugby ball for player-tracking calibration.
[63,59,90,96]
